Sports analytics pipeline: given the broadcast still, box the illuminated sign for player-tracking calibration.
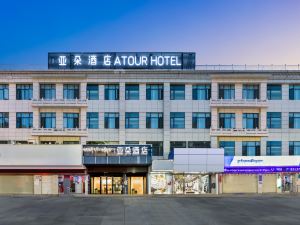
[48,52,195,70]
[224,156,300,173]
[82,145,151,156]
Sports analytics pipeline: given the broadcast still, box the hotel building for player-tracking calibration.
[0,53,300,194]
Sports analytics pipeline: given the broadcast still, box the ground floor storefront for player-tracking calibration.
[150,173,216,194]
[221,173,300,194]
[0,173,86,195]
[86,166,149,195]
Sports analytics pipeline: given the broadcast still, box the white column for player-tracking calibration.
[80,83,87,99]
[56,84,63,99]
[33,82,39,99]
[211,82,218,99]
[211,108,218,129]
[260,82,267,100]
[9,83,16,100]
[119,83,126,144]
[236,112,243,129]
[260,108,267,129]
[163,83,170,158]
[235,83,243,100]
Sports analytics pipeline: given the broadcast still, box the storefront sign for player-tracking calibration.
[224,156,300,173]
[48,52,195,70]
[82,145,151,156]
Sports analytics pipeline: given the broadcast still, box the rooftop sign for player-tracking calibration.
[48,52,195,70]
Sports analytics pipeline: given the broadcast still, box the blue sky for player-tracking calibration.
[0,0,299,67]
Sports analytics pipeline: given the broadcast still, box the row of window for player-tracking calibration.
[1,83,300,100]
[0,112,80,128]
[2,112,300,129]
[220,141,300,156]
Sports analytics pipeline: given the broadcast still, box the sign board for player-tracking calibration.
[224,156,300,173]
[173,148,224,173]
[0,144,82,166]
[82,145,152,156]
[48,52,195,70]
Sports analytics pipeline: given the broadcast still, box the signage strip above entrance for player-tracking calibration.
[48,52,195,70]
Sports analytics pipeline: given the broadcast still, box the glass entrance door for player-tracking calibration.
[130,177,144,195]
[107,177,113,194]
[101,177,107,194]
[113,177,122,194]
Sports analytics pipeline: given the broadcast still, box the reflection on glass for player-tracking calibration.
[130,177,143,194]
[93,177,100,194]
[107,177,113,194]
[174,174,184,194]
[101,177,107,194]
[113,177,122,194]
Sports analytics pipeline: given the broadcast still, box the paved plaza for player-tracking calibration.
[0,195,299,225]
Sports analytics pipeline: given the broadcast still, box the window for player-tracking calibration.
[170,112,185,128]
[146,112,163,128]
[289,142,300,155]
[219,113,235,128]
[125,112,139,128]
[192,113,211,128]
[170,84,185,100]
[16,112,33,128]
[86,84,99,100]
[104,112,119,129]
[146,141,163,156]
[0,84,9,100]
[87,112,99,129]
[243,84,259,99]
[125,84,139,100]
[267,84,281,100]
[105,84,119,100]
[219,84,235,99]
[192,84,211,100]
[16,84,32,100]
[40,112,56,128]
[242,141,260,156]
[219,141,235,156]
[267,112,281,128]
[243,113,259,129]
[267,141,282,156]
[289,85,300,100]
[289,113,300,128]
[40,84,56,99]
[63,113,79,128]
[63,84,79,99]
[0,112,9,128]
[146,84,163,100]
[188,141,210,148]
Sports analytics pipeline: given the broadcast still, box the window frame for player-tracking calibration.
[16,112,33,128]
[146,84,164,100]
[104,112,119,129]
[16,84,33,100]
[170,112,185,129]
[125,112,139,129]
[87,112,99,129]
[86,84,99,100]
[192,84,211,100]
[192,112,211,128]
[146,112,163,129]
[170,84,185,100]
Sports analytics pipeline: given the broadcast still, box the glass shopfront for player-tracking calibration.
[151,173,211,194]
[91,175,146,195]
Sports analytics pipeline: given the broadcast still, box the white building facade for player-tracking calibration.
[1,57,300,194]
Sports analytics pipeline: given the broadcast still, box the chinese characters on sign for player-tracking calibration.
[48,52,195,70]
[82,145,151,156]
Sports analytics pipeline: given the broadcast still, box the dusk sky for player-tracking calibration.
[0,0,300,67]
